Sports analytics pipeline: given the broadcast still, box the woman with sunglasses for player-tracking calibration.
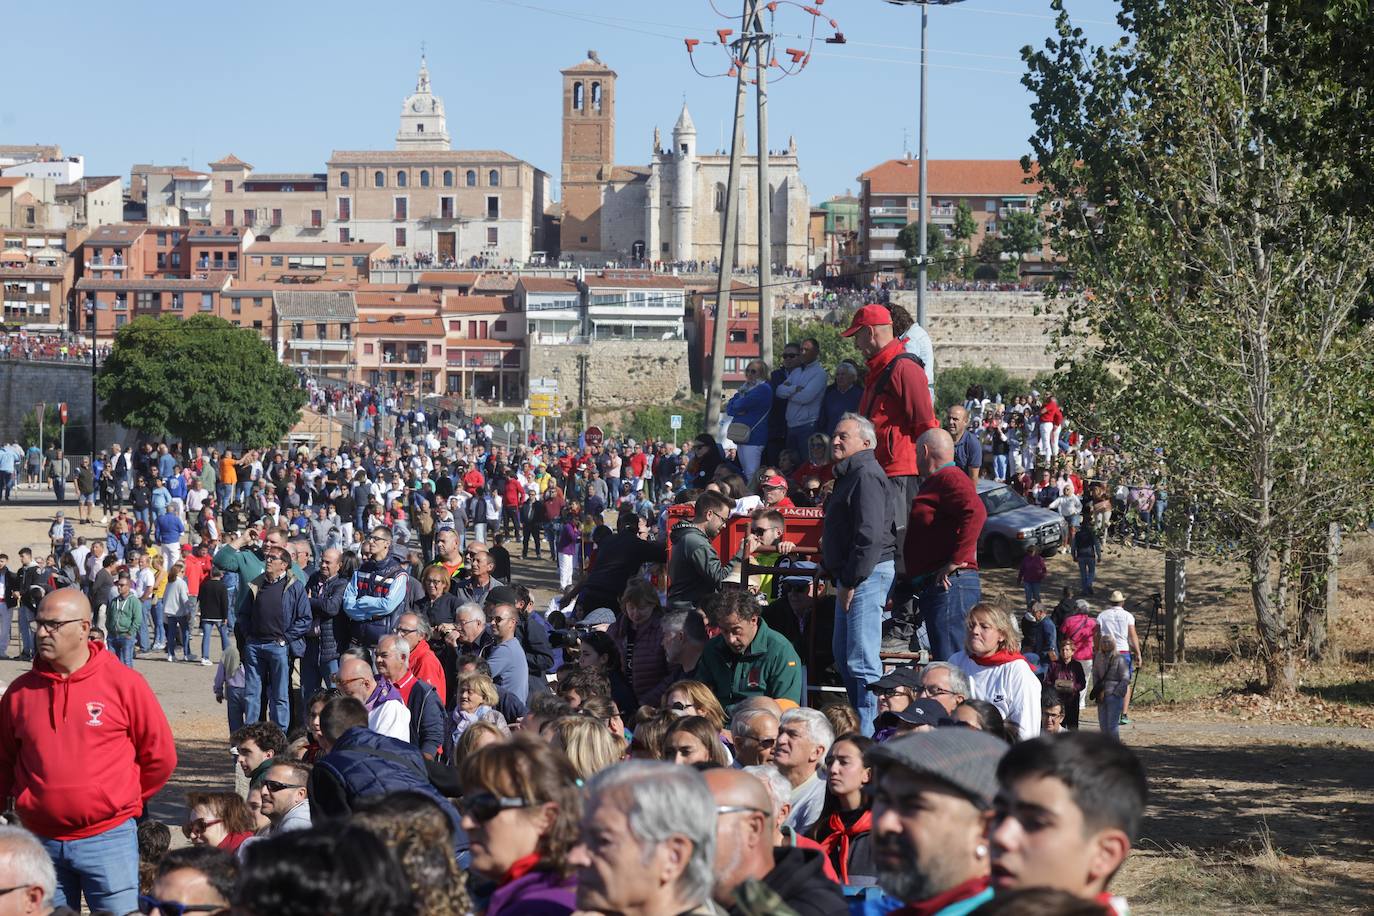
[810,733,877,886]
[725,359,774,481]
[457,735,582,915]
[183,791,255,853]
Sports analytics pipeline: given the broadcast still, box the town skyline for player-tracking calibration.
[1,0,1124,201]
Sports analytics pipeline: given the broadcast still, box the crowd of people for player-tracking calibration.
[0,332,105,364]
[0,301,1158,915]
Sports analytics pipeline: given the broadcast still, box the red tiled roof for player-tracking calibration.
[355,315,445,337]
[76,272,231,292]
[418,272,480,287]
[209,154,250,168]
[442,295,509,314]
[857,159,1040,196]
[0,178,25,189]
[356,291,441,308]
[516,277,579,293]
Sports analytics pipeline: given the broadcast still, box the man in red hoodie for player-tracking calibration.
[0,588,175,915]
[845,304,938,646]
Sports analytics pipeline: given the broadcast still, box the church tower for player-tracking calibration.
[560,51,616,255]
[670,103,697,263]
[396,54,451,150]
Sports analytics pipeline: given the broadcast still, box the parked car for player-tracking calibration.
[976,479,1067,566]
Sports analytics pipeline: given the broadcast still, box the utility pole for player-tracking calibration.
[916,1,929,328]
[704,0,759,433]
[753,7,773,368]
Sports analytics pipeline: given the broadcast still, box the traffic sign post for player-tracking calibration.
[503,420,515,448]
[58,402,67,455]
[670,414,682,448]
[35,403,45,478]
[585,425,603,448]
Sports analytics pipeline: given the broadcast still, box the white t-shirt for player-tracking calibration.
[1096,607,1135,653]
[950,651,1043,738]
[368,699,411,743]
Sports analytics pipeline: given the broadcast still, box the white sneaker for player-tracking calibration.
[165,654,174,663]
[199,658,212,666]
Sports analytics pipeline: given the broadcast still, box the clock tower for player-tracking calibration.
[396,54,451,150]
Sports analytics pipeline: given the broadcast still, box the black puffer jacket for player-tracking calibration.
[728,846,849,916]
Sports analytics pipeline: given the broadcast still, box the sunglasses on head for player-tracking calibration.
[458,793,531,822]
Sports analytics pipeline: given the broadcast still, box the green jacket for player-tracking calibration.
[695,617,803,710]
[212,545,265,616]
[108,594,143,637]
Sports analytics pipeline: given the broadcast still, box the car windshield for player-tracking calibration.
[981,486,1027,516]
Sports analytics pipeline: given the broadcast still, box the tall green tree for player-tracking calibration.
[1023,0,1374,693]
[96,314,306,447]
[999,208,1042,268]
[772,315,862,378]
[952,200,979,242]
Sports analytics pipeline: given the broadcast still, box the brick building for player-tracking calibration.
[241,240,386,284]
[690,281,762,388]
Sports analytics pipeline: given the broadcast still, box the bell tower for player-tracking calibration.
[560,50,616,254]
[397,53,451,150]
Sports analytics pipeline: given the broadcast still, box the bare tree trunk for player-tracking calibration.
[1299,522,1340,663]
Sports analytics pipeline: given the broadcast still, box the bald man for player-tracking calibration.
[906,429,988,660]
[336,655,410,743]
[0,589,175,914]
[704,768,847,916]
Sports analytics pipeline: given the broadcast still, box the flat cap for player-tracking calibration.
[866,727,1008,808]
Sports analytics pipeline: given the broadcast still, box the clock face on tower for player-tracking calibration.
[411,99,424,112]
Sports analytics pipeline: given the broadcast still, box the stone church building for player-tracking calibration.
[559,51,810,271]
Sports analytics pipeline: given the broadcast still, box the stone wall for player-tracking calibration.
[890,290,1062,377]
[526,339,691,410]
[0,360,128,445]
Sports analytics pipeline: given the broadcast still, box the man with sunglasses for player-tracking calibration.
[258,761,312,835]
[0,589,175,915]
[666,490,746,614]
[239,547,311,730]
[143,845,236,916]
[341,526,409,649]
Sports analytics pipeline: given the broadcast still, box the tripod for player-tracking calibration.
[1130,592,1169,703]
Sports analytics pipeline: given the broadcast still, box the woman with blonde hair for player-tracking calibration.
[352,791,472,916]
[161,560,193,663]
[453,719,507,762]
[545,714,624,780]
[948,602,1042,738]
[448,670,509,755]
[661,679,727,732]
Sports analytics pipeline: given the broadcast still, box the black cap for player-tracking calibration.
[867,666,922,692]
[875,697,946,728]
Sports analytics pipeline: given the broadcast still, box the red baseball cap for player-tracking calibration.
[841,304,892,337]
[761,474,787,489]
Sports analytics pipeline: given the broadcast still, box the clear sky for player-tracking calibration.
[0,0,1122,202]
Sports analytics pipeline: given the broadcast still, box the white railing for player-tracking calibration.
[868,206,908,217]
[869,227,901,239]
[869,249,905,262]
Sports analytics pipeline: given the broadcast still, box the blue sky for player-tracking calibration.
[1,0,1122,201]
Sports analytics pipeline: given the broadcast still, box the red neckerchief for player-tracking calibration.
[500,852,543,886]
[970,649,1033,670]
[890,875,991,916]
[817,809,872,885]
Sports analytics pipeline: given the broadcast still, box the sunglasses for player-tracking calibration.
[667,701,693,712]
[138,896,224,916]
[458,793,531,822]
[740,735,777,749]
[181,817,222,838]
[263,779,304,793]
[749,527,774,537]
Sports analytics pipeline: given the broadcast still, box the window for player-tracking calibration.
[332,256,345,266]
[270,256,284,267]
[341,323,351,339]
[338,197,351,220]
[448,320,461,332]
[253,297,264,307]
[985,200,997,212]
[486,196,499,219]
[443,170,454,187]
[487,227,498,246]
[136,291,155,310]
[271,209,283,226]
[156,253,166,270]
[224,210,234,226]
[714,184,725,212]
[223,180,233,193]
[250,255,263,266]
[592,82,602,111]
[339,229,350,243]
[317,323,328,339]
[441,197,455,219]
[157,232,167,247]
[397,171,408,188]
[243,210,255,227]
[201,293,213,311]
[395,228,407,247]
[431,344,442,357]
[488,170,500,187]
[419,170,430,187]
[114,293,127,310]
[374,171,385,188]
[573,82,584,110]
[292,323,304,339]
[395,197,408,220]
[253,320,263,331]
[493,319,507,333]
[352,256,365,267]
[171,252,181,268]
[232,298,242,314]
[416,124,424,134]
[363,342,375,355]
[465,170,476,187]
[311,209,323,228]
[339,172,350,188]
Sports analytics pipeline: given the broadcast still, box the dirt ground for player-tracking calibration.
[1,488,1370,913]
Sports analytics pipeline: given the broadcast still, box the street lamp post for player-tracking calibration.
[885,0,966,330]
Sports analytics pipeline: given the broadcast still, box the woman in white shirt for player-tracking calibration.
[948,603,1042,739]
[161,561,193,663]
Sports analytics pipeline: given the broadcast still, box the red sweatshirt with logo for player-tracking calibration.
[0,642,176,840]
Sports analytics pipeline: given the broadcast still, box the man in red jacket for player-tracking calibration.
[0,588,176,914]
[845,304,938,646]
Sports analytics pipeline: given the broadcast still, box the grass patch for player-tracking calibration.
[1299,676,1374,707]
[1127,661,1244,708]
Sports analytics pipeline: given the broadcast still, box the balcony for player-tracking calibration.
[869,227,901,239]
[197,260,239,272]
[869,249,905,262]
[380,351,428,365]
[86,257,126,270]
[930,205,956,219]
[288,338,353,352]
[999,206,1034,219]
[868,206,908,217]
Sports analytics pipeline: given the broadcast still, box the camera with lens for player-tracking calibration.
[549,625,591,649]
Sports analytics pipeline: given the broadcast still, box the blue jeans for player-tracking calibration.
[1022,581,1042,607]
[243,640,291,727]
[785,424,815,464]
[0,602,10,656]
[109,635,135,666]
[39,817,137,915]
[1098,693,1124,739]
[167,615,192,657]
[226,683,247,734]
[1078,555,1097,593]
[993,453,1008,481]
[914,569,982,661]
[833,560,895,735]
[200,621,230,660]
[18,604,34,657]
